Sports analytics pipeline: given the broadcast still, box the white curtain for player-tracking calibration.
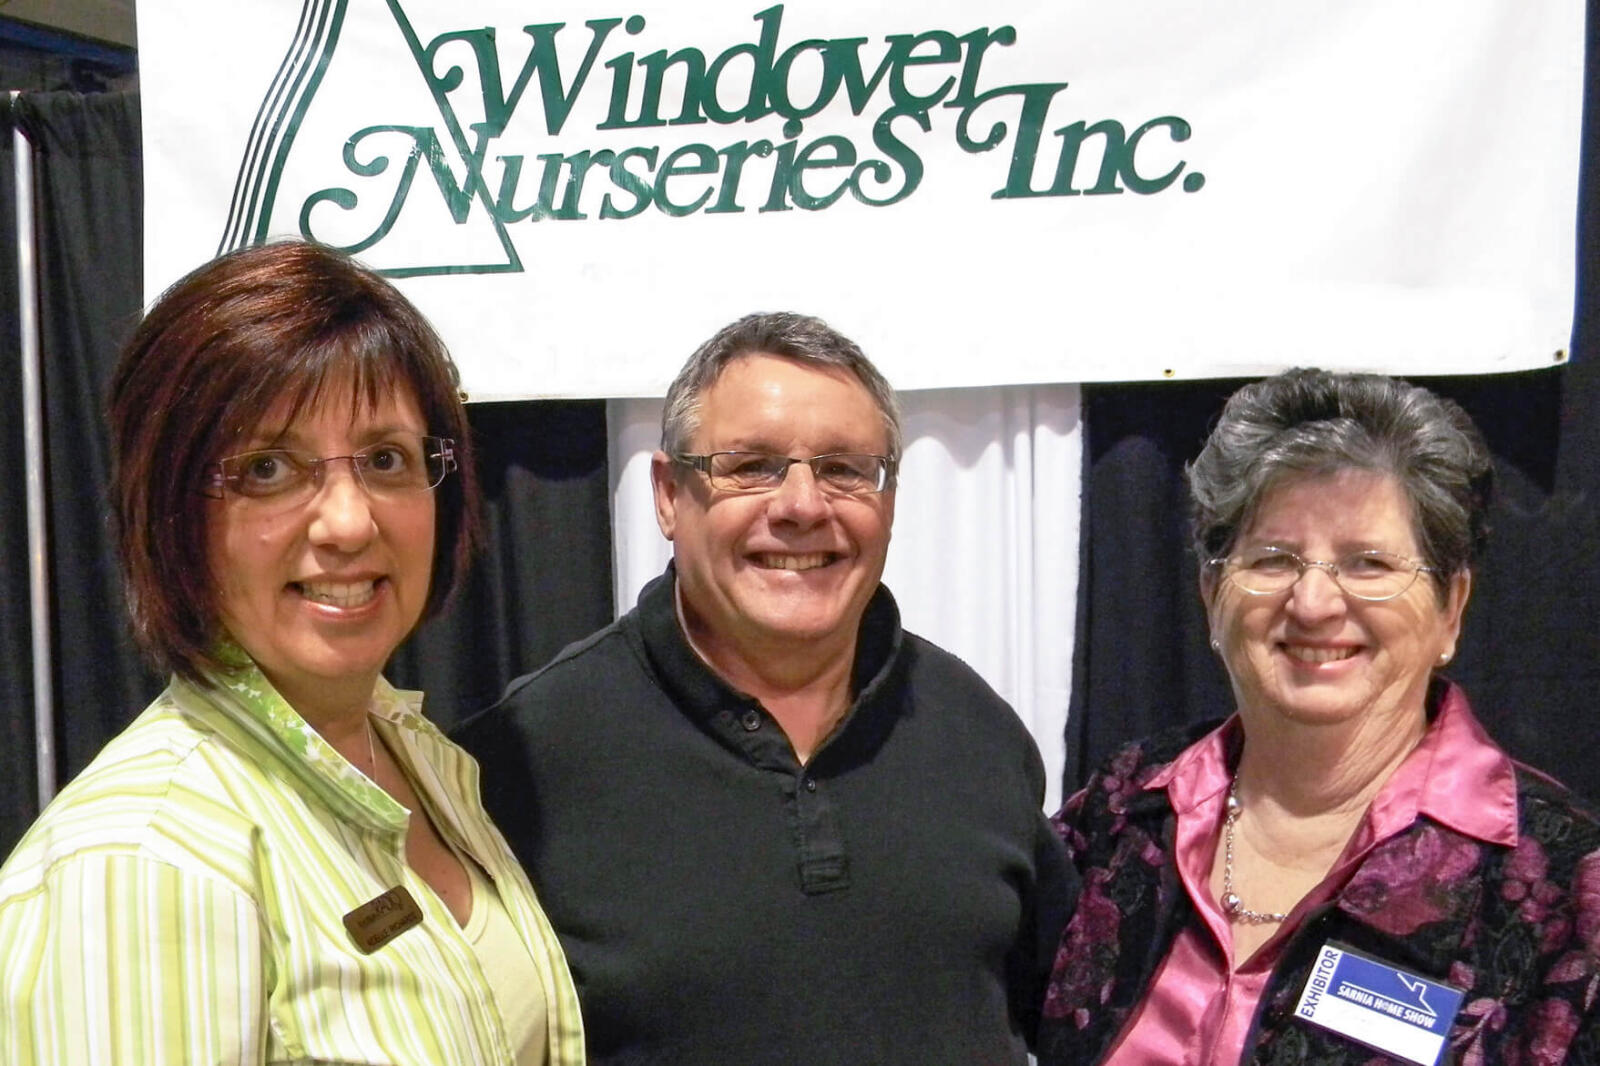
[607,385,1082,810]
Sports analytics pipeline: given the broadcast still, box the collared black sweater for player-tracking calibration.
[457,567,1074,1065]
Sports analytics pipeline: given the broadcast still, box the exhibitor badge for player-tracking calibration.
[1293,942,1465,1066]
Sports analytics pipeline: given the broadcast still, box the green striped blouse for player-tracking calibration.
[0,660,585,1065]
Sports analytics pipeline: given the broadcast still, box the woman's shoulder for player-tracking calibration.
[1514,760,1600,817]
[1054,719,1223,862]
[1073,719,1223,804]
[41,686,221,810]
[1,687,269,902]
[1425,764,1600,1063]
[1120,718,1223,772]
[1508,760,1600,863]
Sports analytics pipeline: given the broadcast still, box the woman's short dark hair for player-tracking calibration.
[109,240,481,684]
[1187,368,1493,593]
[660,311,903,467]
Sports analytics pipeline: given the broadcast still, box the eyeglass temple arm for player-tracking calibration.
[436,439,456,471]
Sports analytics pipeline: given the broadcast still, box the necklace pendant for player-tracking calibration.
[1221,891,1242,915]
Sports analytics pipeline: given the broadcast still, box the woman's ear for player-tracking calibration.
[1200,565,1224,653]
[1438,568,1472,658]
[1199,561,1219,613]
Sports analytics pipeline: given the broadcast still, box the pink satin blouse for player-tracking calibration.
[1101,690,1518,1065]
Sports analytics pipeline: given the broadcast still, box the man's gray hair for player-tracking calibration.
[1187,368,1493,592]
[660,311,903,464]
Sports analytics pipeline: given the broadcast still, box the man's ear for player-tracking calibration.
[650,451,680,541]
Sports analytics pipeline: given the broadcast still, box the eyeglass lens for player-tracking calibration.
[216,435,451,501]
[704,451,889,494]
[1224,548,1422,600]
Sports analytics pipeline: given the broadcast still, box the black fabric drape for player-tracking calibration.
[387,400,615,729]
[0,91,615,858]
[0,95,39,858]
[16,92,158,808]
[0,92,152,856]
[1068,4,1600,805]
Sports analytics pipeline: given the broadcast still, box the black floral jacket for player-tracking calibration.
[1039,705,1600,1065]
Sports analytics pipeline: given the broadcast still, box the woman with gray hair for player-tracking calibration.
[1039,368,1600,1065]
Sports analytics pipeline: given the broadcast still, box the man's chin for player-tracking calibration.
[736,601,855,647]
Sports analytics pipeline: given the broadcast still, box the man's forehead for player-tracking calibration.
[710,350,863,387]
[696,355,888,451]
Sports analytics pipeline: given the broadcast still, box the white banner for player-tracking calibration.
[141,1,1583,400]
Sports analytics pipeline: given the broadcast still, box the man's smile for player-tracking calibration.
[749,552,840,571]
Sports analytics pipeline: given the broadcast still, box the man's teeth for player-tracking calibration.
[298,580,377,607]
[1286,645,1357,664]
[756,553,832,571]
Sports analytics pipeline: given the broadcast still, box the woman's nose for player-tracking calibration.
[1285,562,1346,618]
[306,460,377,550]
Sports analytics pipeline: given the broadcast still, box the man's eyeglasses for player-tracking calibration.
[1207,546,1441,602]
[203,434,456,504]
[675,451,897,496]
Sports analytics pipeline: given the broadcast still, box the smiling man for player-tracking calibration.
[457,312,1072,1065]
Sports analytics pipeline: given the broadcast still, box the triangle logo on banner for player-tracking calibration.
[216,0,525,276]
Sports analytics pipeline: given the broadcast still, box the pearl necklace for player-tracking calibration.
[1219,778,1289,924]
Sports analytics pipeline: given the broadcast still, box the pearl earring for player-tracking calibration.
[1210,637,1221,653]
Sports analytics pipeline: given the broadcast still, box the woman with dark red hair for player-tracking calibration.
[0,241,582,1065]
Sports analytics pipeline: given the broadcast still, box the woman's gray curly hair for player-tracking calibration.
[1187,368,1493,596]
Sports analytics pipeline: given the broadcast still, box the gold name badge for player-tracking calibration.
[343,885,424,953]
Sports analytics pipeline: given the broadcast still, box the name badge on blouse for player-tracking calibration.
[343,886,424,953]
[1293,941,1466,1066]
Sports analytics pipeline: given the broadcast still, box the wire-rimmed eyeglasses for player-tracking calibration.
[203,434,456,504]
[1206,546,1441,602]
[674,451,897,496]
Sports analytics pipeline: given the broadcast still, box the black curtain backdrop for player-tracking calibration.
[24,92,156,781]
[1068,7,1600,805]
[386,399,615,725]
[0,91,151,859]
[0,91,614,857]
[0,96,34,862]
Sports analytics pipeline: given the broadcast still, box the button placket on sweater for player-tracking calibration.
[792,763,847,894]
[715,702,850,895]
